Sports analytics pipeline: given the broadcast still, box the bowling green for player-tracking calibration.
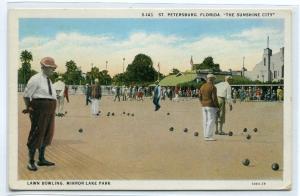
[17,94,283,180]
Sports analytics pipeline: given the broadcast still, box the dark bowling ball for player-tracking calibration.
[107,112,110,116]
[253,128,258,132]
[194,132,199,136]
[123,112,126,114]
[131,113,134,117]
[78,128,83,133]
[228,131,233,136]
[246,134,251,140]
[65,111,68,114]
[242,159,250,166]
[167,112,170,115]
[96,113,99,116]
[112,112,115,116]
[183,128,188,132]
[272,163,279,171]
[243,128,248,132]
[127,113,130,116]
[169,127,174,131]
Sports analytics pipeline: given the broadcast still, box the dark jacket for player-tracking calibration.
[91,84,102,99]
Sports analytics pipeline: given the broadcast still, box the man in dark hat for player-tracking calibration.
[23,56,58,171]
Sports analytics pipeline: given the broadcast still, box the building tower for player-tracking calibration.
[263,36,272,82]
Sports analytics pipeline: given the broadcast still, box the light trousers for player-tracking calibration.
[57,96,64,114]
[202,107,217,138]
[91,98,99,115]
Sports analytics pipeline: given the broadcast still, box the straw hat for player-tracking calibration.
[40,57,57,68]
[206,74,216,79]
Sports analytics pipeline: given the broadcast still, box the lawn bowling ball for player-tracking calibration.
[131,113,134,117]
[167,112,170,115]
[242,159,250,166]
[123,112,126,114]
[246,134,251,140]
[127,113,130,116]
[194,132,199,136]
[183,128,188,132]
[78,128,83,133]
[253,128,258,132]
[228,131,233,136]
[169,127,174,131]
[65,111,68,114]
[243,128,247,132]
[96,113,100,116]
[107,112,110,116]
[271,163,279,171]
[112,112,115,116]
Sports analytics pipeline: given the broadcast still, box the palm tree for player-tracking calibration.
[19,50,33,84]
[20,50,33,64]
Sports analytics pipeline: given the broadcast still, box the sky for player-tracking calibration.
[19,18,284,76]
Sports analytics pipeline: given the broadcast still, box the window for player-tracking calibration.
[257,75,259,79]
[274,71,277,79]
[264,58,266,66]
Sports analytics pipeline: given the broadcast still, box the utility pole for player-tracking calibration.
[242,56,245,77]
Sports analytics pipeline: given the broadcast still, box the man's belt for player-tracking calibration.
[32,98,56,101]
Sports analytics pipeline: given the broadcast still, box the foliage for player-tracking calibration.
[18,50,35,84]
[112,73,127,85]
[230,75,261,85]
[86,67,112,85]
[62,60,83,85]
[169,68,180,75]
[126,53,158,84]
[192,56,221,72]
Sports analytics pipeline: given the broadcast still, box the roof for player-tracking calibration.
[159,72,197,86]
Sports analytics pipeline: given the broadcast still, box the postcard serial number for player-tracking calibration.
[251,182,267,186]
[141,12,153,17]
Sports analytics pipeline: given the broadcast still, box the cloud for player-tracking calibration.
[19,28,284,76]
[231,27,283,43]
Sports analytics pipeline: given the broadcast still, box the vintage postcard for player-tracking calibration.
[8,6,293,190]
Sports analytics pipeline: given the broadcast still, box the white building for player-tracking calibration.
[244,46,284,82]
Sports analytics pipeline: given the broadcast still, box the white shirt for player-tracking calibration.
[23,72,57,100]
[53,80,65,97]
[215,81,232,104]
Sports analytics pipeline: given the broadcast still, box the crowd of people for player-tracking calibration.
[232,86,284,102]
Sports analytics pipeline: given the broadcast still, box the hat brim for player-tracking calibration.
[41,63,57,69]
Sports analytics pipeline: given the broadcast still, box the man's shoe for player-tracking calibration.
[27,161,38,171]
[219,131,226,135]
[215,131,219,135]
[37,159,55,166]
[205,137,217,141]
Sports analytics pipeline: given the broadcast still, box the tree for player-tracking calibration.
[192,56,221,72]
[112,73,127,85]
[63,60,82,85]
[85,67,112,85]
[169,68,180,75]
[18,50,34,84]
[99,70,112,85]
[126,53,158,84]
